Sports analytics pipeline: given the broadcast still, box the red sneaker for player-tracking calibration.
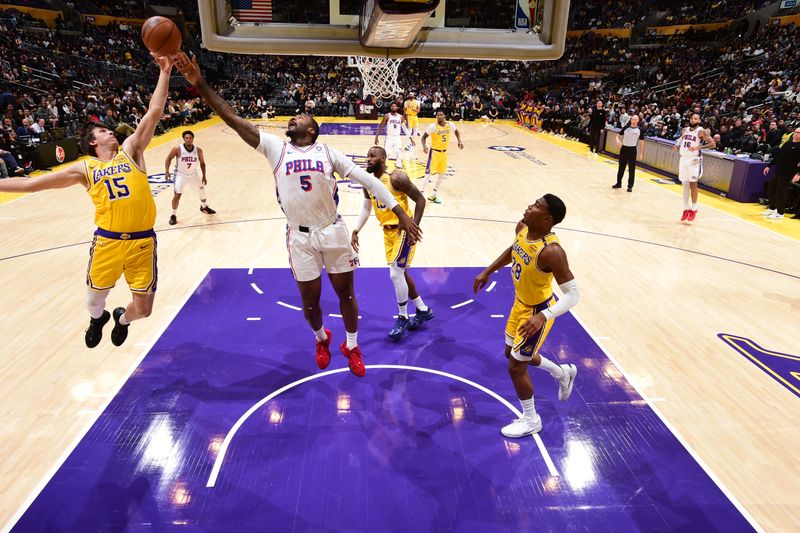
[340,341,366,377]
[315,328,332,369]
[687,210,697,221]
[680,210,690,221]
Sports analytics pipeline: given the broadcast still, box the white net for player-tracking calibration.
[352,56,404,100]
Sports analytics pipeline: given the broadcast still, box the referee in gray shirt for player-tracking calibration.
[613,115,645,192]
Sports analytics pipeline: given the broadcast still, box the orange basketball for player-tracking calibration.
[141,16,181,57]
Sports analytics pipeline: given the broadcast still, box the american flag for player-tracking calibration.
[232,0,273,22]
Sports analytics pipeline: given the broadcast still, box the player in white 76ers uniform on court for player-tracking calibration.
[375,101,414,168]
[172,51,422,378]
[673,113,715,222]
[164,130,216,225]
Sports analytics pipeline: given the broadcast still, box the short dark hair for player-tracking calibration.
[305,114,320,142]
[369,145,386,157]
[81,122,109,157]
[543,194,566,225]
[436,110,445,115]
[182,130,194,138]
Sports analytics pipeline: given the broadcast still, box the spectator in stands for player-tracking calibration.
[15,118,36,139]
[31,117,46,135]
[766,120,783,147]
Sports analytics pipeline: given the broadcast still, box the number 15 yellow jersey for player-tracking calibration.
[84,149,155,232]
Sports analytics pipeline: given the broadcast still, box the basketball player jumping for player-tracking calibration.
[164,130,216,225]
[420,110,463,204]
[172,51,422,377]
[673,113,715,222]
[474,195,579,438]
[0,54,174,348]
[374,101,414,169]
[351,146,434,340]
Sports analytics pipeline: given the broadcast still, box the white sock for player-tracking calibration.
[536,355,564,379]
[119,313,130,326]
[172,208,177,216]
[419,174,430,192]
[432,174,444,195]
[411,296,428,312]
[682,182,691,210]
[199,188,207,207]
[691,202,698,211]
[520,397,536,420]
[314,326,327,342]
[398,302,408,318]
[346,331,358,349]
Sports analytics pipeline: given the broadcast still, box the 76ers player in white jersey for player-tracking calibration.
[164,130,216,225]
[375,101,414,168]
[673,113,715,222]
[172,51,422,377]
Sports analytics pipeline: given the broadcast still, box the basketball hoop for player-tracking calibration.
[352,56,403,100]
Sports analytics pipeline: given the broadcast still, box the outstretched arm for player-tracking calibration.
[123,54,173,159]
[172,52,260,148]
[0,162,85,193]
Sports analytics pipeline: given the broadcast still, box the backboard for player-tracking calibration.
[198,0,570,61]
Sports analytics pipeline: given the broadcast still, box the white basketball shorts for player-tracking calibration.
[385,136,402,157]
[174,172,201,194]
[678,157,703,183]
[286,217,358,282]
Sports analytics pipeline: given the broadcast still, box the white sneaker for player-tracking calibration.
[761,208,774,216]
[767,212,784,219]
[501,414,542,438]
[557,364,577,401]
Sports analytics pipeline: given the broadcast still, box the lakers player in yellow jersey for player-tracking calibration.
[0,54,174,348]
[420,110,463,204]
[404,92,421,136]
[474,195,579,438]
[351,146,433,340]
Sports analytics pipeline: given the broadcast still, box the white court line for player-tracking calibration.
[205,364,559,487]
[276,301,301,311]
[246,317,261,321]
[247,267,254,275]
[328,313,362,319]
[450,299,474,309]
[1,271,210,533]
[490,314,504,318]
[568,311,763,533]
[485,281,497,292]
[250,282,264,295]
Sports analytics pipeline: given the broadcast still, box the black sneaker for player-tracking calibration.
[388,316,410,341]
[111,307,129,347]
[627,187,633,192]
[407,307,434,330]
[612,183,622,189]
[200,205,217,214]
[169,215,177,225]
[84,310,110,348]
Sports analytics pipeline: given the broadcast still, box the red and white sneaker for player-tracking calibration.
[340,342,366,377]
[687,210,697,221]
[680,210,690,222]
[315,328,332,369]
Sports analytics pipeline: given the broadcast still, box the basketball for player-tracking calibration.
[141,16,181,57]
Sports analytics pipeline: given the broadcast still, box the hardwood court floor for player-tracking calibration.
[1,117,798,531]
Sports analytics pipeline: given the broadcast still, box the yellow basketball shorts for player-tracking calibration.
[505,296,555,362]
[383,226,416,267]
[426,150,448,175]
[86,231,158,293]
[407,115,419,129]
